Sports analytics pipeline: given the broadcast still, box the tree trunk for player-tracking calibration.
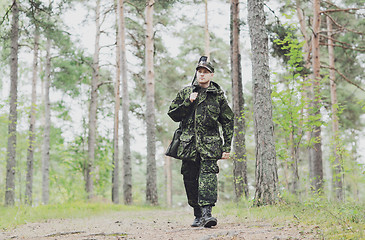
[25,27,39,205]
[86,0,101,199]
[164,151,172,207]
[118,0,132,205]
[42,37,52,205]
[247,0,278,206]
[204,0,210,60]
[5,0,19,206]
[145,0,158,205]
[112,1,121,204]
[295,0,313,197]
[230,0,248,200]
[327,15,343,201]
[310,0,324,193]
[289,130,299,194]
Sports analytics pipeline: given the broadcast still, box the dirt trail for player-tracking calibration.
[1,208,319,240]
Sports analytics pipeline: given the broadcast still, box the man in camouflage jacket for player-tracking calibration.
[168,57,234,228]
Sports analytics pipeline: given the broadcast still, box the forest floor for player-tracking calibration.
[0,207,321,240]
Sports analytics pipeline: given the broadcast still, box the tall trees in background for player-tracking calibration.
[320,1,364,201]
[25,25,39,205]
[42,37,52,204]
[5,0,19,206]
[86,0,101,199]
[0,0,364,207]
[112,0,121,204]
[326,14,342,201]
[204,0,210,60]
[309,0,324,194]
[115,0,132,205]
[145,0,158,205]
[230,0,248,200]
[247,0,278,205]
[120,0,132,205]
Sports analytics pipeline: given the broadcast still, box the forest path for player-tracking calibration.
[1,208,319,240]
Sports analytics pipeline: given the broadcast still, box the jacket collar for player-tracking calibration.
[192,81,221,94]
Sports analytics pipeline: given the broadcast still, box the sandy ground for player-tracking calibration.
[0,208,321,240]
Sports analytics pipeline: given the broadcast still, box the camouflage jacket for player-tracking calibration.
[168,81,234,160]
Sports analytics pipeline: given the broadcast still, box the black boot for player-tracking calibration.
[191,207,202,227]
[200,205,217,228]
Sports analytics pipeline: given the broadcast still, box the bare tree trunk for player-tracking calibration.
[25,27,39,205]
[310,0,324,193]
[230,0,248,200]
[164,148,172,207]
[42,37,52,205]
[118,0,132,205]
[86,0,101,199]
[327,15,343,201]
[295,1,312,197]
[289,130,299,194]
[112,1,121,204]
[204,0,210,60]
[145,0,158,205]
[5,0,19,206]
[247,0,278,206]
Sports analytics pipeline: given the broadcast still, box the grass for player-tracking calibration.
[0,201,158,231]
[1,199,364,239]
[216,199,365,240]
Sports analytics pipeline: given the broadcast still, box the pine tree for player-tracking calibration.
[247,0,278,206]
[230,0,248,200]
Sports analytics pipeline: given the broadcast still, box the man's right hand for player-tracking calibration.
[190,92,198,102]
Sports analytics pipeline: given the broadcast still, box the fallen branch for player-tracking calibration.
[45,231,85,237]
[87,232,128,237]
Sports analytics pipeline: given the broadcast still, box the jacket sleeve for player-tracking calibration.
[168,87,194,122]
[218,93,234,153]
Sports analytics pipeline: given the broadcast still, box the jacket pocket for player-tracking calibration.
[177,134,196,160]
[201,135,223,159]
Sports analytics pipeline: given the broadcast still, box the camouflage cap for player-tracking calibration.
[196,56,214,73]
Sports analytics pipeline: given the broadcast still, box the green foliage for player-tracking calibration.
[52,53,92,97]
[0,202,158,230]
[218,199,365,239]
[271,27,312,157]
[267,23,310,76]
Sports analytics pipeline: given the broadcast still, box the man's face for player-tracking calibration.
[197,68,214,85]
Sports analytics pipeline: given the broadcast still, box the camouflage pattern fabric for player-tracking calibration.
[168,81,234,161]
[181,154,219,207]
[168,80,234,206]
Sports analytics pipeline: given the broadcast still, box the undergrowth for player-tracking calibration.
[1,199,364,239]
[216,198,365,240]
[0,201,158,231]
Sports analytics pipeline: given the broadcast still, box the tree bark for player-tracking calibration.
[118,0,132,205]
[310,0,324,193]
[25,27,39,205]
[112,1,121,204]
[42,37,52,205]
[327,15,343,201]
[230,0,248,200]
[247,0,278,206]
[204,0,210,60]
[145,0,158,205]
[164,153,172,207]
[295,0,313,197]
[5,0,19,206]
[86,0,101,199]
[289,129,299,194]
